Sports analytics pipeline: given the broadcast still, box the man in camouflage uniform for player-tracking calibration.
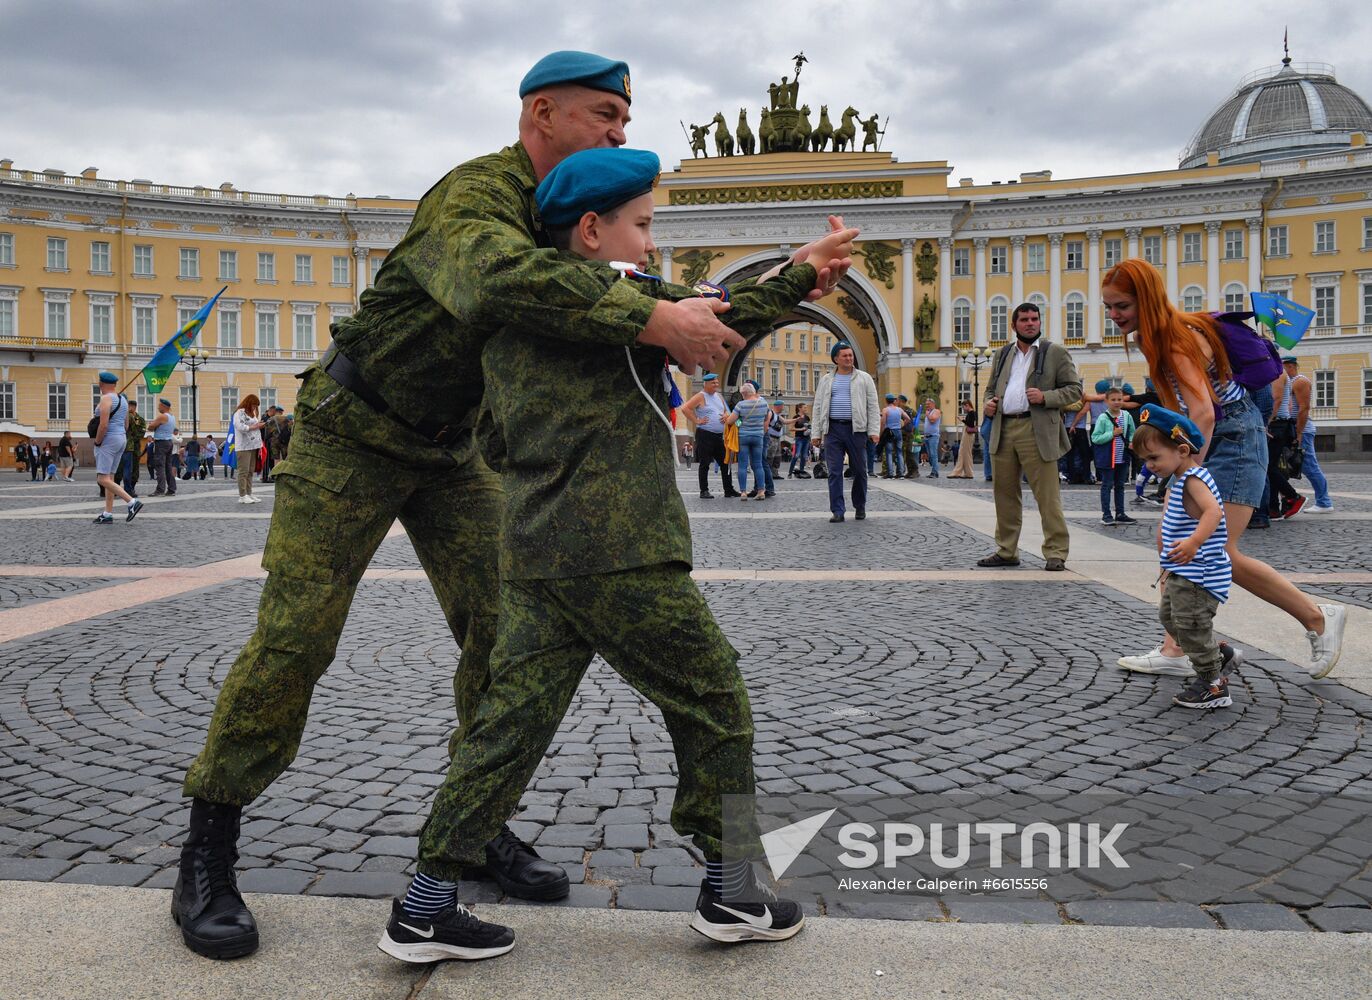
[116,399,147,497]
[899,393,920,478]
[174,51,804,961]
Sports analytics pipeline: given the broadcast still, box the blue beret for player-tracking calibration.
[520,50,631,104]
[702,372,719,381]
[1121,382,1135,394]
[745,379,760,390]
[536,148,660,228]
[885,393,896,401]
[897,394,908,401]
[159,398,172,406]
[1281,355,1298,364]
[831,340,852,361]
[1094,379,1113,393]
[1138,404,1204,451]
[1144,376,1155,392]
[98,371,118,384]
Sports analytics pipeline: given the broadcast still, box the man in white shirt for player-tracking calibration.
[811,341,881,523]
[977,303,1082,570]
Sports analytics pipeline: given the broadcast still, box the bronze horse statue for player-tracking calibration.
[711,112,734,156]
[735,108,755,155]
[810,104,833,152]
[795,105,813,150]
[758,108,775,153]
[833,106,859,152]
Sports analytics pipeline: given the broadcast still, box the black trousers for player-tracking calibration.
[694,429,735,495]
[1266,418,1299,507]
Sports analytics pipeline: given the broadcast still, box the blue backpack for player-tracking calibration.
[1211,312,1282,390]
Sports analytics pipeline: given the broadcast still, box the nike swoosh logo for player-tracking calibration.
[714,903,772,929]
[397,921,435,939]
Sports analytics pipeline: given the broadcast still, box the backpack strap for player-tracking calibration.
[989,343,1013,394]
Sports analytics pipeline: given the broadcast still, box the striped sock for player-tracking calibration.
[705,859,751,898]
[401,871,457,920]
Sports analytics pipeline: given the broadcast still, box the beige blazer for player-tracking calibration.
[984,339,1082,462]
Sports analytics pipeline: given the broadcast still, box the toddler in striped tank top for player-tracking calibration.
[1132,405,1239,710]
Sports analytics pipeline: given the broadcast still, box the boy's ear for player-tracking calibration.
[576,211,600,252]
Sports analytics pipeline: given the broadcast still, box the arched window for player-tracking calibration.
[1064,292,1085,343]
[988,296,1009,343]
[953,298,972,344]
[1027,293,1048,324]
[1181,285,1204,313]
[1223,281,1246,314]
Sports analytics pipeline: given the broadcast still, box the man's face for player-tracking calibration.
[1102,286,1137,335]
[583,192,656,269]
[1013,310,1041,338]
[703,379,718,394]
[1283,362,1298,378]
[835,348,855,368]
[546,86,631,162]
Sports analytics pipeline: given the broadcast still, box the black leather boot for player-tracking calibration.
[481,825,570,901]
[171,799,259,959]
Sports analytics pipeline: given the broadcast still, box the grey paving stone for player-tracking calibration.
[504,884,612,909]
[1066,900,1217,929]
[946,900,1063,925]
[306,871,409,899]
[0,858,75,881]
[236,868,316,895]
[54,863,157,887]
[827,897,945,920]
[1305,906,1372,933]
[1210,903,1310,931]
[614,884,700,911]
[603,824,650,850]
[359,835,418,857]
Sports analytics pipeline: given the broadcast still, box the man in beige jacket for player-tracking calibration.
[812,341,881,523]
[976,303,1082,570]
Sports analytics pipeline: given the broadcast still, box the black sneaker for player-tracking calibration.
[1114,513,1137,525]
[93,512,113,524]
[126,498,145,522]
[699,491,715,499]
[1173,674,1232,710]
[690,877,804,943]
[377,899,515,963]
[854,509,866,520]
[1101,514,1115,525]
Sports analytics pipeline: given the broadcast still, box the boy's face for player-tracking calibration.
[1137,440,1183,479]
[575,191,656,268]
[1106,391,1124,411]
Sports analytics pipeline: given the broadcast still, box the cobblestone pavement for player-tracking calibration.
[2,466,1371,933]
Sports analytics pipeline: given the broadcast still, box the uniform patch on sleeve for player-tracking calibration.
[692,281,729,302]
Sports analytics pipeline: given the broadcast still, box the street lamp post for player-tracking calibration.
[180,347,211,442]
[957,346,992,460]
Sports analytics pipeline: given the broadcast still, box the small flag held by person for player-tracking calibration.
[1250,291,1315,350]
[142,286,227,393]
[221,411,237,470]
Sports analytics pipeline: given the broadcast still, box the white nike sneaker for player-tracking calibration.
[1309,603,1347,679]
[1305,504,1334,514]
[1117,646,1195,677]
[690,876,804,943]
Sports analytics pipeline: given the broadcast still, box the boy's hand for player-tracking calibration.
[1167,535,1201,564]
[1113,425,1123,437]
[801,227,859,275]
[793,216,859,300]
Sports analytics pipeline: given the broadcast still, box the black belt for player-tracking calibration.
[830,418,853,424]
[322,345,460,446]
[1003,411,1032,419]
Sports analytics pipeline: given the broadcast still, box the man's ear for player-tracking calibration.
[527,93,558,137]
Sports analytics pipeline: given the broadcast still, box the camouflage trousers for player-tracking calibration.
[417,563,758,879]
[184,366,500,805]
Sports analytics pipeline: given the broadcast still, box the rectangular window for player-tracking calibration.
[1364,369,1372,407]
[179,247,200,278]
[769,332,778,349]
[1182,232,1202,263]
[219,250,238,280]
[90,241,111,273]
[1314,369,1335,408]
[369,256,382,283]
[825,336,833,353]
[785,366,794,392]
[48,382,68,420]
[1267,225,1288,257]
[800,368,808,393]
[220,387,238,424]
[46,237,68,270]
[1315,221,1336,253]
[1065,240,1084,270]
[46,299,68,338]
[958,381,973,407]
[219,309,240,348]
[180,386,197,423]
[1225,288,1245,312]
[259,387,278,411]
[1314,285,1336,328]
[293,312,314,351]
[799,333,807,353]
[1363,283,1372,324]
[1103,238,1122,268]
[1224,228,1244,259]
[0,232,13,266]
[770,366,780,395]
[134,244,154,275]
[953,248,970,276]
[1142,235,1162,265]
[257,252,275,281]
[178,305,197,330]
[0,298,14,337]
[256,310,278,350]
[295,254,312,282]
[990,246,1008,274]
[1027,242,1045,272]
[332,255,349,284]
[1182,289,1204,312]
[952,303,970,344]
[0,381,13,420]
[1065,299,1084,341]
[92,383,103,415]
[1364,217,1372,250]
[135,385,155,415]
[90,302,112,343]
[989,301,1008,341]
[133,304,155,345]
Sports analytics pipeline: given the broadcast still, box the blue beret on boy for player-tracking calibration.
[535,148,660,228]
[1138,404,1205,451]
[98,371,119,384]
[520,51,632,104]
[831,340,852,361]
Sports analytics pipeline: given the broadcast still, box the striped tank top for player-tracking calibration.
[1167,364,1245,415]
[1276,374,1314,429]
[1160,466,1231,601]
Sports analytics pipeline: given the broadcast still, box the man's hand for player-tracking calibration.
[639,298,743,374]
[868,434,880,444]
[1167,534,1201,565]
[984,396,999,417]
[1026,387,1045,405]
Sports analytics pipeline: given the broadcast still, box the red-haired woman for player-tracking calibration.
[1102,259,1345,678]
[231,393,267,505]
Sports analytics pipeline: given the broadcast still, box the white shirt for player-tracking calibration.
[1001,343,1037,415]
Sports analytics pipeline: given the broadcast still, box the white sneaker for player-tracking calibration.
[1308,603,1347,679]
[1117,646,1195,676]
[1306,504,1334,514]
[237,496,252,504]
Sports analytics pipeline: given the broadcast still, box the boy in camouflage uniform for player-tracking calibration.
[377,148,857,962]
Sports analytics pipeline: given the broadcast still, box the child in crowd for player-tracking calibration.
[1132,404,1241,709]
[1090,386,1137,526]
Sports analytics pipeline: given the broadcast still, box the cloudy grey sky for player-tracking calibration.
[3,0,1367,197]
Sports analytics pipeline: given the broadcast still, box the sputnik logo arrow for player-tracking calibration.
[760,808,837,880]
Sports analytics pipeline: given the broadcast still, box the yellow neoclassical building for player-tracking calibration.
[3,56,1372,456]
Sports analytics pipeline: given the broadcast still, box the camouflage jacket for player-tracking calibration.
[125,411,147,453]
[330,142,661,434]
[479,260,817,581]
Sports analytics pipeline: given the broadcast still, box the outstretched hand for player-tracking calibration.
[794,215,858,301]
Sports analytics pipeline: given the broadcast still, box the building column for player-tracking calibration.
[1163,225,1180,301]
[1246,217,1262,294]
[938,237,953,349]
[1086,229,1102,346]
[1048,234,1063,342]
[900,239,915,350]
[659,246,674,284]
[1125,227,1141,261]
[353,246,369,305]
[1010,235,1025,307]
[1206,221,1222,310]
[973,237,988,347]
